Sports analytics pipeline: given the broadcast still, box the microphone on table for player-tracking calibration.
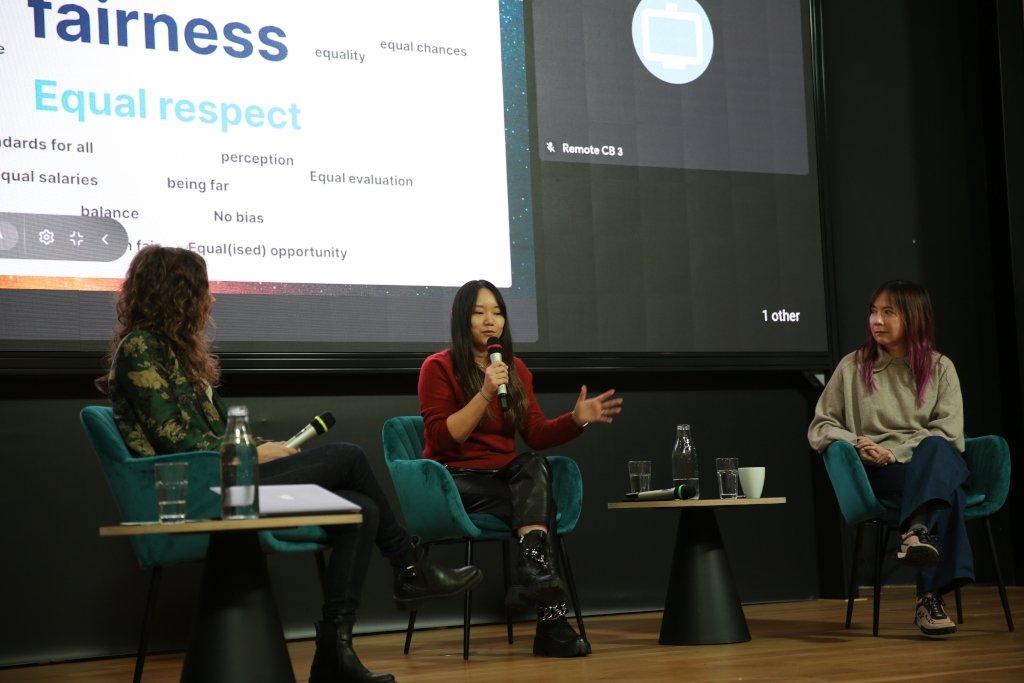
[626,485,698,501]
[486,337,510,411]
[285,412,336,448]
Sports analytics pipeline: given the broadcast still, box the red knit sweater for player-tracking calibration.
[417,349,583,469]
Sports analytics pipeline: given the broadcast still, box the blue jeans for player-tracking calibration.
[260,442,410,620]
[867,436,974,596]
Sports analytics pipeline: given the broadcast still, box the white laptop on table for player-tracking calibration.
[211,484,362,516]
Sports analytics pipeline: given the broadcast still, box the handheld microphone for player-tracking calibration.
[284,412,336,448]
[627,485,698,501]
[485,337,510,410]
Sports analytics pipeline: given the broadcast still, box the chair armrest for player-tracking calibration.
[822,441,889,524]
[547,456,583,534]
[963,435,1012,516]
[386,458,484,541]
[117,451,222,522]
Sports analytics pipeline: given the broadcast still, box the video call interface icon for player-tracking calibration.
[632,0,714,85]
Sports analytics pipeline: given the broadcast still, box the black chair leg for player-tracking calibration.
[845,523,864,629]
[134,566,163,683]
[462,540,475,660]
[403,610,417,655]
[872,522,889,637]
[556,535,587,642]
[403,543,424,656]
[502,539,514,644]
[984,518,1015,631]
[954,586,964,624]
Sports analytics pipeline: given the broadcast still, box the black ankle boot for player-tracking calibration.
[533,613,590,657]
[392,539,483,610]
[506,529,565,608]
[309,617,394,683]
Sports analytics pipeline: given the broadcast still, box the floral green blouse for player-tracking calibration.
[108,330,228,457]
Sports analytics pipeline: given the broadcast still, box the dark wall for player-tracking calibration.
[2,0,1022,668]
[992,0,1024,579]
[817,0,1021,592]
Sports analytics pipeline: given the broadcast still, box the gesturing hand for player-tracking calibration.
[572,385,624,427]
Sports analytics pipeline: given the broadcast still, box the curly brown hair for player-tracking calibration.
[96,245,220,394]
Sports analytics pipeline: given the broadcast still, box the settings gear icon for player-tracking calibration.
[38,229,55,246]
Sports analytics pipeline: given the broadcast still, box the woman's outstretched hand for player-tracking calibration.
[572,385,624,427]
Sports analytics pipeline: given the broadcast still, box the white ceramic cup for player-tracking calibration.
[738,466,765,499]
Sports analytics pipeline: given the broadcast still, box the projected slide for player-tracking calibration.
[0,0,513,291]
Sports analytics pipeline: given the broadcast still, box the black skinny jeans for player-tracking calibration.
[260,442,411,620]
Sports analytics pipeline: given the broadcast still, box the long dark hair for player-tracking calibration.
[856,280,936,408]
[96,245,220,394]
[450,280,529,427]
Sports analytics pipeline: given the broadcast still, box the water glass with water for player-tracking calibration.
[628,460,652,493]
[715,457,739,499]
[154,462,188,523]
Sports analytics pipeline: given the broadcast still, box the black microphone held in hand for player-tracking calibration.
[485,337,510,411]
[284,412,336,448]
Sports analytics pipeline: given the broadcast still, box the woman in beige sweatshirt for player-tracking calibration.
[808,281,971,637]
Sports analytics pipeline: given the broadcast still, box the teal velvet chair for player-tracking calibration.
[381,415,585,659]
[81,405,331,683]
[822,435,1013,635]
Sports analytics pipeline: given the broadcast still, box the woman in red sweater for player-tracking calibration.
[418,279,622,657]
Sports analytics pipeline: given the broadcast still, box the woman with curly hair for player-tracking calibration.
[98,245,481,683]
[808,280,972,638]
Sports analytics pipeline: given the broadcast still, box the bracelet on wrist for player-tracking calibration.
[479,389,493,402]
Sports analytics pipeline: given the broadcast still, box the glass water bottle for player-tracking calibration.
[671,423,699,500]
[219,405,260,519]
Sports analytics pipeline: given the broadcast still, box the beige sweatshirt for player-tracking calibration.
[807,349,965,463]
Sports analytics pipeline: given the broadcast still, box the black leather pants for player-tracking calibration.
[447,451,555,530]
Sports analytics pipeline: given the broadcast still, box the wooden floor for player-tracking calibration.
[3,586,1022,683]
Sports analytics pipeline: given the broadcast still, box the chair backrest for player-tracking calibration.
[81,405,213,566]
[962,435,1012,518]
[381,415,427,463]
[381,415,480,540]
